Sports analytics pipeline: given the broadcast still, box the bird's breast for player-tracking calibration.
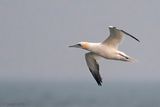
[96,46,117,59]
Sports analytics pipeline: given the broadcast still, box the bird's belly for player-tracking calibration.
[97,49,117,60]
[103,53,117,60]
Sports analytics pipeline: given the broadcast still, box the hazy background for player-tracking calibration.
[0,0,160,106]
[0,0,159,83]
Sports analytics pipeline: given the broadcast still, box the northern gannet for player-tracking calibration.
[69,26,140,86]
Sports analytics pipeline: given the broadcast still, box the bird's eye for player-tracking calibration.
[77,44,81,46]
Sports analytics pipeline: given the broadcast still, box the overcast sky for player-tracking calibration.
[0,0,160,84]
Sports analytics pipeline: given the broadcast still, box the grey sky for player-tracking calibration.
[0,0,159,83]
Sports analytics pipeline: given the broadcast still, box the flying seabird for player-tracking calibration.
[69,26,140,86]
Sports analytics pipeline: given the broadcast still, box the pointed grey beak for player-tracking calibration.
[69,44,81,48]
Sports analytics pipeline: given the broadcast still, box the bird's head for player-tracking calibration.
[69,42,89,50]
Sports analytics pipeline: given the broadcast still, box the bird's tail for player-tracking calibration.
[127,56,137,63]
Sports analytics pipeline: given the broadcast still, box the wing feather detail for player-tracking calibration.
[103,28,124,48]
[102,27,140,49]
[85,52,102,86]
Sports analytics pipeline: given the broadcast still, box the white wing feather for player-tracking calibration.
[102,27,140,49]
[102,28,124,49]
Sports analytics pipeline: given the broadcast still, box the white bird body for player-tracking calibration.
[81,42,132,62]
[69,26,140,86]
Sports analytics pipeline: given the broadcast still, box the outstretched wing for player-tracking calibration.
[102,27,140,49]
[102,27,124,49]
[120,30,140,42]
[85,52,102,86]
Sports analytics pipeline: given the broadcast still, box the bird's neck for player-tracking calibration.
[81,42,89,49]
[82,42,100,52]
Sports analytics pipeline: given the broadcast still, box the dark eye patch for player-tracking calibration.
[77,44,81,46]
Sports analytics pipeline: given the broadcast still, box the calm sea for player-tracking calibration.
[0,81,160,107]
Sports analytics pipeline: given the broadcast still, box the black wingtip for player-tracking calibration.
[121,30,140,42]
[97,82,102,86]
[95,77,102,86]
[89,68,103,86]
